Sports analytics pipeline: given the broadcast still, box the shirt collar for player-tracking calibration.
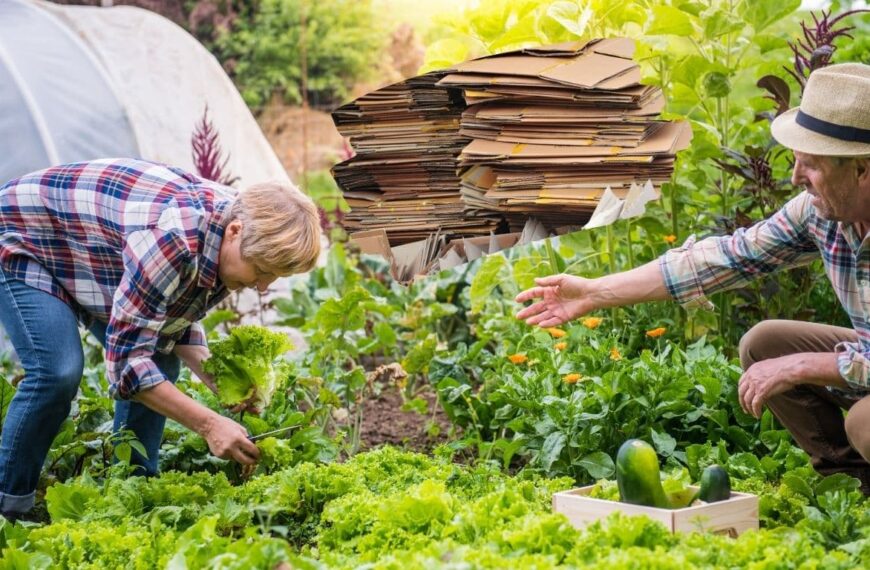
[198,197,233,290]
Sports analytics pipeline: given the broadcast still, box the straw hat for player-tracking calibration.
[771,63,870,157]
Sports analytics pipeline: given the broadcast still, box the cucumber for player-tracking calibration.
[699,464,731,502]
[616,439,671,509]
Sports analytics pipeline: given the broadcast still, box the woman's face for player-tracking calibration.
[217,220,280,292]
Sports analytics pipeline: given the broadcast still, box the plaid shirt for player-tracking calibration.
[0,158,235,399]
[661,191,870,393]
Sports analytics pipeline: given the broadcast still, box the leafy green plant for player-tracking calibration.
[202,325,294,408]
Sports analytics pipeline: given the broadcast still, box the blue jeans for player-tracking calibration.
[0,265,178,514]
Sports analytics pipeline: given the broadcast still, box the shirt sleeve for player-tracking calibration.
[659,192,820,310]
[106,226,194,400]
[176,322,207,347]
[835,341,870,390]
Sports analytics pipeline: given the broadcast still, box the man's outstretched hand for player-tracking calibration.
[515,274,598,327]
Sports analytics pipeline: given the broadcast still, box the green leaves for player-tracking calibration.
[539,432,567,471]
[702,71,731,98]
[546,1,593,37]
[578,451,616,479]
[420,38,469,72]
[646,6,694,36]
[650,428,677,457]
[402,335,437,375]
[314,287,374,335]
[470,254,509,314]
[203,325,294,408]
[738,0,802,33]
[702,8,743,39]
[45,475,101,522]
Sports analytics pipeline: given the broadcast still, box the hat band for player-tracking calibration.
[796,110,870,144]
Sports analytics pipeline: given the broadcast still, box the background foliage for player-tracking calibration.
[213,0,386,110]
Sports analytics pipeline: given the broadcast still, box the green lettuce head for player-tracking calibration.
[202,325,293,409]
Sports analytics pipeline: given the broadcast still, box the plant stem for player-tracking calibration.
[544,237,559,275]
[606,225,618,325]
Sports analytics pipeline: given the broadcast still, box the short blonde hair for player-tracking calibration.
[230,181,321,275]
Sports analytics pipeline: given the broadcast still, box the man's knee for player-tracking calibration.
[845,397,870,462]
[739,321,781,369]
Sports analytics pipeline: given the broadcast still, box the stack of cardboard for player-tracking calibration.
[332,38,692,280]
[332,72,502,245]
[438,38,691,230]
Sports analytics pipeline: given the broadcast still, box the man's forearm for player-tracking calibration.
[133,381,217,435]
[790,352,848,389]
[592,259,672,309]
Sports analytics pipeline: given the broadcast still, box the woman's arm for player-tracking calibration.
[134,381,260,464]
[173,343,216,391]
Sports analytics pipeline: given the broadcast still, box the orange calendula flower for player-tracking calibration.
[581,316,603,329]
[508,353,528,364]
[554,341,567,351]
[663,234,677,244]
[609,347,622,361]
[646,327,667,338]
[563,373,582,384]
[546,327,567,338]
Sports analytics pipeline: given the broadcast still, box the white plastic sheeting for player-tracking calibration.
[0,0,288,188]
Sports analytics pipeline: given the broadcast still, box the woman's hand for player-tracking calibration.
[515,274,599,327]
[199,413,260,465]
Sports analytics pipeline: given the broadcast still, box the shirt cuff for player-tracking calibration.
[659,235,716,311]
[835,341,870,392]
[109,357,167,400]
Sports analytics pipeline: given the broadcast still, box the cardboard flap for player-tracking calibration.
[539,52,637,89]
[349,229,393,261]
[583,187,624,229]
[591,37,636,59]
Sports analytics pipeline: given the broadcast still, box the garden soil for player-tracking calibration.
[357,385,456,454]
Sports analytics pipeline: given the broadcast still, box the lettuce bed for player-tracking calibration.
[2,447,867,569]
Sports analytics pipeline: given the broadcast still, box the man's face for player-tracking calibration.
[218,220,281,292]
[791,151,864,222]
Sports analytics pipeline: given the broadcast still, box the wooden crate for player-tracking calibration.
[552,485,759,537]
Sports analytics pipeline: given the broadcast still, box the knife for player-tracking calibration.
[247,425,296,441]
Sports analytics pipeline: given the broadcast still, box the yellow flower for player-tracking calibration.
[646,327,667,338]
[663,234,677,244]
[554,341,567,351]
[563,373,582,384]
[546,327,567,338]
[508,353,528,364]
[609,347,622,361]
[581,317,603,329]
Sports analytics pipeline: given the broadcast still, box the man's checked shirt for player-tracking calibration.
[661,191,870,393]
[0,158,234,399]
